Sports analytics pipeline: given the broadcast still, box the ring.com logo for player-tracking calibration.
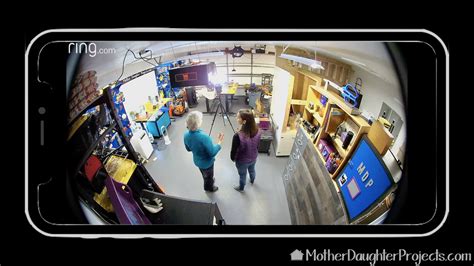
[68,42,116,58]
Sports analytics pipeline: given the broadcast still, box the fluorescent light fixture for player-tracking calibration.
[279,53,325,70]
[178,51,225,61]
[341,57,367,67]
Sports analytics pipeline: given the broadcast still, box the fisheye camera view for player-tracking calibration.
[65,41,406,225]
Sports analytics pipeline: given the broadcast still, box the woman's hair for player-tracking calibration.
[186,111,203,131]
[238,109,258,138]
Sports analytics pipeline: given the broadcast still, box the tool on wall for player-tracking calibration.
[341,77,363,108]
[341,84,359,107]
[324,78,364,108]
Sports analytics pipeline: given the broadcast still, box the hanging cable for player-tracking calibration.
[153,56,160,65]
[115,49,157,84]
[115,49,133,84]
[194,42,201,62]
[140,49,160,66]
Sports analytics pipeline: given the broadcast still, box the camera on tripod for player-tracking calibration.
[208,83,235,136]
[215,84,223,95]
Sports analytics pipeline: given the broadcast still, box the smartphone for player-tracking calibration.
[25,29,447,237]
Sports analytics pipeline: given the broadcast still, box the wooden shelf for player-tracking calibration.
[313,110,324,125]
[310,85,364,117]
[314,145,328,164]
[305,106,315,114]
[332,136,348,158]
[297,69,324,84]
[325,106,346,134]
[291,99,307,105]
[310,84,325,93]
[305,79,371,182]
[304,105,325,125]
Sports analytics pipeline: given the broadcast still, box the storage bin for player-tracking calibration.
[258,128,273,155]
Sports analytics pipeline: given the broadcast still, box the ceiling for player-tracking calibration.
[76,41,400,86]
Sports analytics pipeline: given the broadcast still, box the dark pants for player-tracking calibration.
[199,164,215,191]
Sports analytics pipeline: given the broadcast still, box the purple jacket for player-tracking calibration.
[231,130,261,163]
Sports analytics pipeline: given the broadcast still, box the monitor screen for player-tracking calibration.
[168,64,210,88]
[336,135,395,222]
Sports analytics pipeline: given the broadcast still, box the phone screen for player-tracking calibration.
[25,29,447,237]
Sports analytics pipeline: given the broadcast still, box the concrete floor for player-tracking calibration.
[145,95,291,225]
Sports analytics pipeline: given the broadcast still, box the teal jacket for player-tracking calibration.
[184,129,221,169]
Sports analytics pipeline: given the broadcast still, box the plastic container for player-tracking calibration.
[258,128,273,155]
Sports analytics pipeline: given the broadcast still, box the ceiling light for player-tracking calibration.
[177,51,225,61]
[310,62,323,69]
[196,51,225,58]
[280,53,325,70]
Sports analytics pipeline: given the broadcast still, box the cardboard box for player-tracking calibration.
[367,120,394,156]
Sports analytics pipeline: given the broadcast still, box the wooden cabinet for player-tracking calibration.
[312,85,371,179]
[301,72,330,129]
[271,68,327,156]
[272,46,352,157]
[275,47,400,224]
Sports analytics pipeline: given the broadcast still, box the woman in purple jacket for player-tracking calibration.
[230,109,261,192]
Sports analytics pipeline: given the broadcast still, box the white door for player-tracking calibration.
[271,67,294,154]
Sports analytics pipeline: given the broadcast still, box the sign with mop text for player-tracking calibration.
[336,135,395,222]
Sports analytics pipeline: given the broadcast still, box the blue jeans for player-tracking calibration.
[235,161,256,190]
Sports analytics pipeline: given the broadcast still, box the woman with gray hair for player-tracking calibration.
[184,111,224,192]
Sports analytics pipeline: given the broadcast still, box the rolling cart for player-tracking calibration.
[258,126,273,155]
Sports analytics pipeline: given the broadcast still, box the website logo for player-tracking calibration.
[289,249,472,265]
[290,249,304,261]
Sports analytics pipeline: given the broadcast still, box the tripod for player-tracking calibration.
[209,93,235,136]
